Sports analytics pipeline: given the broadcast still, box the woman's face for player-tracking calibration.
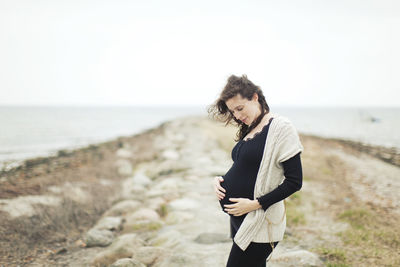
[225,93,261,126]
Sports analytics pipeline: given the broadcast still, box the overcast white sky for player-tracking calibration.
[0,0,399,107]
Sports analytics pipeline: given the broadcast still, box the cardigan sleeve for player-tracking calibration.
[256,152,302,211]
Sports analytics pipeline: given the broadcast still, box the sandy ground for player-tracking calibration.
[0,115,399,266]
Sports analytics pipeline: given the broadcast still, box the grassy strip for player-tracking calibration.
[286,191,306,226]
[336,207,400,266]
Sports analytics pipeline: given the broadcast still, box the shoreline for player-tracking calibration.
[300,133,400,167]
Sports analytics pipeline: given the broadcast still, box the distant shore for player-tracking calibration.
[300,134,400,167]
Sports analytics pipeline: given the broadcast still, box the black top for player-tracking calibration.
[218,117,303,238]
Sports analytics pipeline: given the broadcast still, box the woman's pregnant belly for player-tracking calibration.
[218,165,256,215]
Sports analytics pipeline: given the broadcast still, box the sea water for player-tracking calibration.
[0,105,399,169]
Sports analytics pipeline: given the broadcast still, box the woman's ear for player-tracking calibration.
[252,93,258,102]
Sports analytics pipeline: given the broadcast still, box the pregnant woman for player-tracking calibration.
[208,74,304,267]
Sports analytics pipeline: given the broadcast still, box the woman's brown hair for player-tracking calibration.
[207,74,270,141]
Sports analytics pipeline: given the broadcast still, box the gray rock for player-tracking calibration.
[152,177,180,191]
[126,208,160,221]
[194,232,231,244]
[153,253,197,267]
[110,258,145,267]
[149,229,182,248]
[116,148,133,159]
[131,172,152,187]
[161,149,180,160]
[168,197,200,211]
[165,211,194,224]
[94,216,123,231]
[132,246,167,265]
[91,233,145,267]
[121,178,146,199]
[116,159,133,176]
[84,229,114,247]
[124,208,163,233]
[144,160,188,179]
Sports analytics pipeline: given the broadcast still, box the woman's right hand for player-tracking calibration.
[213,176,226,200]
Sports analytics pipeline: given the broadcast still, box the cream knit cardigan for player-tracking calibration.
[233,115,304,251]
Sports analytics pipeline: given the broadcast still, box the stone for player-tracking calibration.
[94,216,123,231]
[84,229,114,247]
[132,246,167,265]
[152,177,180,191]
[116,148,133,158]
[116,159,133,176]
[168,197,200,211]
[123,208,163,233]
[121,178,146,199]
[149,229,182,248]
[110,258,145,267]
[126,208,160,221]
[152,253,197,267]
[161,149,180,160]
[131,172,152,187]
[165,211,194,224]
[91,233,145,267]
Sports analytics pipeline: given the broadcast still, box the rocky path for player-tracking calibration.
[39,116,323,267]
[7,115,399,266]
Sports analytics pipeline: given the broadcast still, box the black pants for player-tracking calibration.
[226,241,279,267]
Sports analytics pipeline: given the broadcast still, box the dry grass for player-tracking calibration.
[336,206,400,266]
[300,134,400,267]
[286,192,306,226]
[0,184,114,266]
[0,124,164,266]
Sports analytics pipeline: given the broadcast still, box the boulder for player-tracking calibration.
[132,246,168,265]
[131,172,152,187]
[152,253,197,267]
[91,233,144,267]
[116,148,133,159]
[165,211,194,224]
[126,208,160,221]
[84,229,114,247]
[110,258,145,267]
[121,178,146,199]
[168,198,200,211]
[115,159,133,176]
[161,149,180,160]
[94,216,123,231]
[149,229,182,248]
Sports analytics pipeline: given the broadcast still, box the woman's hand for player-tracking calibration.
[213,176,226,200]
[224,198,261,216]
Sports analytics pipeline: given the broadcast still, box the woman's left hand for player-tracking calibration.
[224,198,261,216]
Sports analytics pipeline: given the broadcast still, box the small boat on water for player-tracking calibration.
[368,116,381,123]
